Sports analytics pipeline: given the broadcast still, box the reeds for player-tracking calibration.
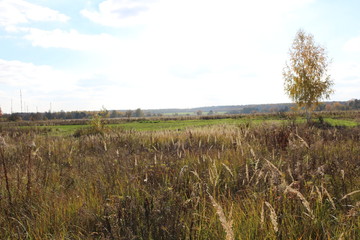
[341,190,360,201]
[208,193,234,240]
[0,136,12,206]
[264,201,278,233]
[285,185,314,219]
[0,120,359,239]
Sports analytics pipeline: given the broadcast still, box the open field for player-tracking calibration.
[36,117,360,136]
[0,112,359,239]
[1,111,359,136]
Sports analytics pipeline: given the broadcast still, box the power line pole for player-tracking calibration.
[20,90,23,113]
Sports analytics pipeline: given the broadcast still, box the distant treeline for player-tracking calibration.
[1,108,150,121]
[1,99,359,121]
[225,100,360,114]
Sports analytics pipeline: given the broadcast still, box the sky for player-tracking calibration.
[0,0,360,113]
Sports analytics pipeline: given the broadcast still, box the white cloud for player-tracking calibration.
[81,0,313,28]
[0,59,129,113]
[0,0,69,31]
[23,28,123,52]
[81,0,156,27]
[75,0,315,108]
[0,59,77,91]
[0,58,85,112]
[0,59,132,112]
[2,0,322,112]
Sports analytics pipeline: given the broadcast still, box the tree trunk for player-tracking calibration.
[305,107,312,124]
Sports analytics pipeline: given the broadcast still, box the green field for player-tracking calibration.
[29,116,360,136]
[320,117,359,127]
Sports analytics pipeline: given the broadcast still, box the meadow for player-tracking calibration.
[0,112,359,239]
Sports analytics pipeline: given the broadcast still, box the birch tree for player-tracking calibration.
[283,29,334,122]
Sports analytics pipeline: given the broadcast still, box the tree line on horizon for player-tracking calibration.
[0,100,359,122]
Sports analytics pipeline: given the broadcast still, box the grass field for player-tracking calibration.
[0,112,359,239]
[8,114,360,136]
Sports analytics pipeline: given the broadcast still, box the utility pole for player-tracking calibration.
[20,89,22,113]
[11,99,13,114]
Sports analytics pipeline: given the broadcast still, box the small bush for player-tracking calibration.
[73,115,108,137]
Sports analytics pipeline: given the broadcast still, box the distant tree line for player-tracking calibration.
[0,100,359,121]
[224,100,360,115]
[1,108,165,122]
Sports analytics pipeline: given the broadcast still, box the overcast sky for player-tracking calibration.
[0,0,359,113]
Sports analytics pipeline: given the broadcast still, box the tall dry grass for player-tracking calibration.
[0,121,359,239]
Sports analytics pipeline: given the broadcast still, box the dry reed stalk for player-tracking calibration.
[294,133,309,148]
[260,202,265,228]
[190,170,201,181]
[338,232,344,240]
[209,160,219,187]
[248,169,259,184]
[27,141,36,197]
[16,164,21,194]
[341,190,360,201]
[179,165,188,178]
[265,158,287,189]
[0,138,12,206]
[285,186,314,219]
[264,201,278,233]
[221,163,234,178]
[103,140,107,151]
[250,147,256,160]
[264,158,283,178]
[256,168,268,185]
[245,163,249,183]
[287,166,295,182]
[208,194,234,240]
[340,170,345,180]
[315,186,323,202]
[321,186,336,209]
[237,138,244,156]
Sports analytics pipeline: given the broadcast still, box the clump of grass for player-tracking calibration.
[73,115,109,137]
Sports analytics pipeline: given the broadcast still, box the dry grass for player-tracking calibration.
[264,201,278,233]
[208,193,234,240]
[285,185,314,219]
[341,190,360,201]
[0,120,359,239]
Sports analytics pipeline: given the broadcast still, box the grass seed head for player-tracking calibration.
[208,194,234,240]
[341,190,360,201]
[285,186,314,219]
[265,201,278,233]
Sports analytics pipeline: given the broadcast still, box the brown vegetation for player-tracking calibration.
[0,121,359,239]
